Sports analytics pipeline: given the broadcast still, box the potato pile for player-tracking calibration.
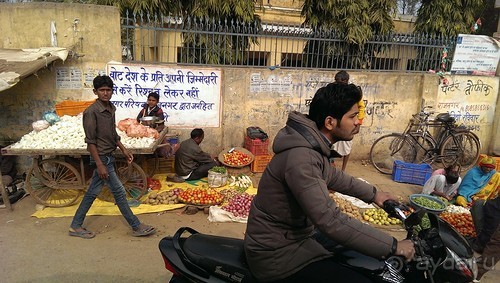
[146,188,183,205]
[329,192,363,221]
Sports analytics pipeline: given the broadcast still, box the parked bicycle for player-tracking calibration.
[370,105,481,174]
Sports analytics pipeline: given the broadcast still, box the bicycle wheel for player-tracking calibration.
[25,159,82,207]
[408,132,437,164]
[440,132,480,171]
[370,134,417,174]
[97,160,148,203]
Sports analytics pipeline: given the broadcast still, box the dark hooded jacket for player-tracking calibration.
[244,111,395,282]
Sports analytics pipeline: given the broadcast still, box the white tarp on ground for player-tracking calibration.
[0,47,68,92]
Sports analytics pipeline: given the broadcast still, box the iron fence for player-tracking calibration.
[121,12,456,72]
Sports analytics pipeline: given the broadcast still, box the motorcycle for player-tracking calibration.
[159,200,477,283]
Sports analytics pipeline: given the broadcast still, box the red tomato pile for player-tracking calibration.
[178,187,224,206]
[223,150,252,166]
[440,212,477,237]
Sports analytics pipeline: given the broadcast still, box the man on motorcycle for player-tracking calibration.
[244,83,415,283]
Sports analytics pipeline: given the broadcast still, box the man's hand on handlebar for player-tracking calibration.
[372,191,398,208]
[395,239,415,261]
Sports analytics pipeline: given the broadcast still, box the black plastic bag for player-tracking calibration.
[246,127,268,141]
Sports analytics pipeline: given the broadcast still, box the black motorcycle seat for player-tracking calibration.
[183,233,258,282]
[435,113,455,123]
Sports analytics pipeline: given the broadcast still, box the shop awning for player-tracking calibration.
[0,47,68,92]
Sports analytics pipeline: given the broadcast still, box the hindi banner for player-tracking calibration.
[107,63,221,127]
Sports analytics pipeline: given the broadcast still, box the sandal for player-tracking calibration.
[69,228,95,239]
[132,224,156,237]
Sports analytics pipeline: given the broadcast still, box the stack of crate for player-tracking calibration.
[245,136,272,173]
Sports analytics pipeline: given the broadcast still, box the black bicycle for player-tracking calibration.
[370,106,481,174]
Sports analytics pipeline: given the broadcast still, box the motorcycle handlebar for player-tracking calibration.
[382,200,410,220]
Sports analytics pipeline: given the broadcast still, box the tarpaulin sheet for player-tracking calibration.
[0,47,68,92]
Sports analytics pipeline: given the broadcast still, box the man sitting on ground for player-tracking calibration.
[168,128,218,183]
[421,165,461,201]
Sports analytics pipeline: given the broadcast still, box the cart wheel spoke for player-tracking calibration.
[26,160,82,207]
[98,161,147,203]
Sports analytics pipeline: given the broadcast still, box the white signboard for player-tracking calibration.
[450,34,500,76]
[107,63,222,127]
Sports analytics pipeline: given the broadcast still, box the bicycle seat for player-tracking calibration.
[435,113,455,124]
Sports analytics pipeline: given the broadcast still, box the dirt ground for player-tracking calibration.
[1,160,498,283]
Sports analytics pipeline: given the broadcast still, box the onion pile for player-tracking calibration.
[221,193,254,218]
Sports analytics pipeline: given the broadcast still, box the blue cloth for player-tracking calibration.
[70,155,140,230]
[458,166,496,202]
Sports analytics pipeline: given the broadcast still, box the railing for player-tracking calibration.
[121,12,456,72]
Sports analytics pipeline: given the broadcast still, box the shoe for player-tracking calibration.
[69,228,96,239]
[167,174,185,183]
[132,224,156,237]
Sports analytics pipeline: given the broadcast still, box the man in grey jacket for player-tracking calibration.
[244,83,415,282]
[170,128,218,182]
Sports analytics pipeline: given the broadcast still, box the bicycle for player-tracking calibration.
[369,106,481,175]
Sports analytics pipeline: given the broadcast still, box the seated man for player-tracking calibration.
[421,165,461,200]
[169,128,218,183]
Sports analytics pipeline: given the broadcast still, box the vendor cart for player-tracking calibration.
[1,129,176,208]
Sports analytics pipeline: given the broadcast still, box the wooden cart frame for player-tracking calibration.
[2,129,176,207]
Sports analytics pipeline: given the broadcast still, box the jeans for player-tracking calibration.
[70,155,140,230]
[268,230,373,283]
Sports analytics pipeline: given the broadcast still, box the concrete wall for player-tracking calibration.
[0,2,121,143]
[0,3,498,174]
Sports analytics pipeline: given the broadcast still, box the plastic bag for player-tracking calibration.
[42,111,60,125]
[207,206,248,223]
[147,178,162,190]
[126,123,148,138]
[32,120,50,132]
[246,127,268,141]
[118,118,138,132]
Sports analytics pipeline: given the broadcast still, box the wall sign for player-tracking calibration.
[107,63,222,127]
[450,34,500,76]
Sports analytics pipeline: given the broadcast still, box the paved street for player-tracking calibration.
[0,159,498,282]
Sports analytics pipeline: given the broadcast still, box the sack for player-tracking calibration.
[246,127,268,141]
[207,206,248,223]
[207,170,228,188]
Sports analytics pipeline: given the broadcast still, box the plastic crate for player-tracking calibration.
[251,154,273,173]
[392,161,432,186]
[55,100,94,116]
[244,136,269,156]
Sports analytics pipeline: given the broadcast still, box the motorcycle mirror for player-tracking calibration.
[404,209,425,228]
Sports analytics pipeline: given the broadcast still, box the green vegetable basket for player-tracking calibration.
[409,194,446,214]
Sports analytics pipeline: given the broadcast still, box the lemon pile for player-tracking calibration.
[362,208,401,226]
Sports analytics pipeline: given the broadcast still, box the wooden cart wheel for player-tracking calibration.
[25,159,82,207]
[97,160,148,203]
